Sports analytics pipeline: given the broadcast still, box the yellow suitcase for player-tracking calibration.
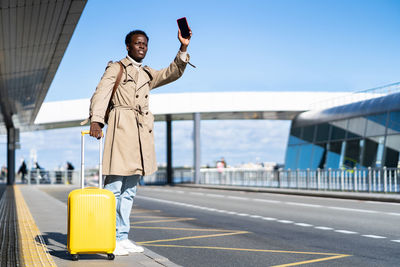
[67,131,116,261]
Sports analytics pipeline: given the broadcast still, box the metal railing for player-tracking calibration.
[196,167,400,193]
[6,166,399,194]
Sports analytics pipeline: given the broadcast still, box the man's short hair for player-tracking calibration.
[125,30,149,45]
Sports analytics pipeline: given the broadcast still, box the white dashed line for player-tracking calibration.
[362,235,386,239]
[285,202,322,208]
[314,226,333,230]
[253,198,281,204]
[334,230,358,234]
[262,217,277,221]
[328,206,378,214]
[295,223,313,227]
[206,193,225,198]
[226,211,237,215]
[189,192,205,196]
[227,196,248,200]
[386,212,400,216]
[277,220,293,224]
[136,195,395,244]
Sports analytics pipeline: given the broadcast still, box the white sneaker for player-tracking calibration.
[119,239,144,253]
[113,241,129,256]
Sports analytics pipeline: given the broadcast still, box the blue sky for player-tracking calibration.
[1,0,400,170]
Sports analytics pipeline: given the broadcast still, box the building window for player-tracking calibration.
[387,111,400,135]
[302,125,315,143]
[298,144,313,169]
[385,135,400,168]
[365,113,387,137]
[326,141,343,169]
[343,139,362,169]
[330,120,347,140]
[311,143,327,169]
[288,127,303,145]
[347,117,366,139]
[285,145,299,169]
[316,123,330,142]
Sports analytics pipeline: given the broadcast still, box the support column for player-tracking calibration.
[7,127,16,185]
[166,115,173,185]
[193,113,201,184]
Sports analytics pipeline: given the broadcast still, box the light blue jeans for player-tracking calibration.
[104,175,141,241]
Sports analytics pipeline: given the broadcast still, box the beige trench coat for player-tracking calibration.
[89,52,189,176]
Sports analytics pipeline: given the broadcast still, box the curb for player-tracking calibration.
[175,184,400,203]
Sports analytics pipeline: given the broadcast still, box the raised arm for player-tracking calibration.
[148,29,192,90]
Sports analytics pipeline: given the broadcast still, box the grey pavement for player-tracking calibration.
[19,185,181,267]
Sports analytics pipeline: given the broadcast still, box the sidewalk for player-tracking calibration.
[177,184,400,203]
[18,185,181,267]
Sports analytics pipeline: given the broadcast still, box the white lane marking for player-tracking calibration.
[262,217,277,221]
[136,195,393,243]
[314,226,333,230]
[295,223,313,227]
[227,196,248,200]
[226,211,237,215]
[146,188,400,217]
[285,202,322,208]
[327,206,378,214]
[205,193,225,198]
[335,230,358,234]
[362,235,386,239]
[277,220,293,224]
[253,198,281,204]
[366,201,400,206]
[386,212,400,216]
[189,192,205,196]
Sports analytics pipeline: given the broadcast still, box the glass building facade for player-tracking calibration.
[285,93,400,170]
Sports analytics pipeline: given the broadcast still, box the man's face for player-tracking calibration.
[127,34,148,62]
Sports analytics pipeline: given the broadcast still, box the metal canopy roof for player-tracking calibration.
[0,0,87,134]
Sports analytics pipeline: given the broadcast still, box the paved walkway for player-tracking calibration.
[0,184,180,267]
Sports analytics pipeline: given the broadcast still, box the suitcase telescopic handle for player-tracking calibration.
[81,130,103,189]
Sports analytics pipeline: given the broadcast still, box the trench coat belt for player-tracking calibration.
[112,105,145,126]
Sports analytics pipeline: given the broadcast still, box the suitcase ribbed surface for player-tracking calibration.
[67,188,116,254]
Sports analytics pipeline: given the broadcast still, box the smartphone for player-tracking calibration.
[177,17,190,38]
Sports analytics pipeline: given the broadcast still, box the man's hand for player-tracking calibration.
[90,122,103,139]
[178,29,192,52]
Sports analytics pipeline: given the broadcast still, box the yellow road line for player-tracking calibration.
[132,209,161,214]
[132,226,240,232]
[270,254,351,267]
[132,218,196,224]
[138,231,249,244]
[14,185,57,267]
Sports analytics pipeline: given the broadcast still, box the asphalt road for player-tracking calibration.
[41,185,400,267]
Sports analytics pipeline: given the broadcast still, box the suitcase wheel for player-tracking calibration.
[71,254,79,261]
[107,253,115,260]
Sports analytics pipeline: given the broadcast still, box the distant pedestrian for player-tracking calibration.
[18,160,28,183]
[66,162,74,184]
[86,27,192,256]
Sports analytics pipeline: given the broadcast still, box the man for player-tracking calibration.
[88,28,192,256]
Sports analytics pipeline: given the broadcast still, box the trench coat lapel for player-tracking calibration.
[120,57,137,84]
[136,67,152,91]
